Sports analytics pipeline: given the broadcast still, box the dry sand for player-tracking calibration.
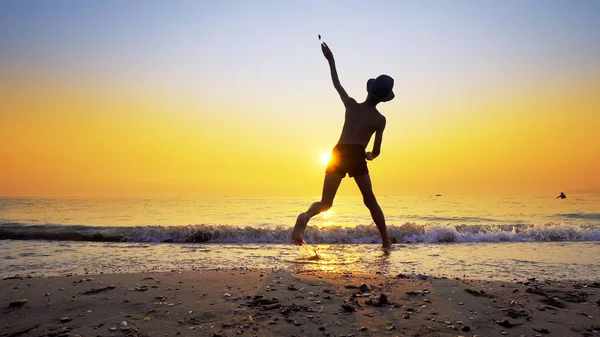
[1,269,599,336]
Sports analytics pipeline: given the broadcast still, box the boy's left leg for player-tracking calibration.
[353,173,391,249]
[292,172,343,245]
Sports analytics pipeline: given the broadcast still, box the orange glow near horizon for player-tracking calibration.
[1,77,598,198]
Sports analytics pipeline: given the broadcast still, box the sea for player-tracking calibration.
[1,195,599,281]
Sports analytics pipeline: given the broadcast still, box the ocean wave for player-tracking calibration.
[556,213,600,220]
[1,222,600,244]
[403,215,501,222]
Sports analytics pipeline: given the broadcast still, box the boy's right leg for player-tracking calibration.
[292,172,343,245]
[353,173,391,249]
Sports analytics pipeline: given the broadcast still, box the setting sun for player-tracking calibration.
[320,152,331,165]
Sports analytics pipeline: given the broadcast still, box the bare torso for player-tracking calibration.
[337,100,384,148]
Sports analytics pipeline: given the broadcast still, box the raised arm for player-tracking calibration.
[321,42,355,106]
[366,116,386,160]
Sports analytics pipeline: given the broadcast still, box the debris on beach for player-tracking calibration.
[405,290,423,296]
[248,297,279,305]
[540,297,565,308]
[526,286,588,304]
[359,283,371,292]
[341,304,355,313]
[3,276,24,280]
[13,325,41,335]
[365,293,388,307]
[8,299,28,308]
[501,307,530,319]
[495,319,523,328]
[81,285,116,295]
[465,288,495,298]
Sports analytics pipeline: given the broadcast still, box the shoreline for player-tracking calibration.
[3,240,600,282]
[2,269,599,336]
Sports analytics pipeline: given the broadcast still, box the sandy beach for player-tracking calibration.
[2,269,599,337]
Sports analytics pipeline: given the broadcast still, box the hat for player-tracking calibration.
[366,74,395,102]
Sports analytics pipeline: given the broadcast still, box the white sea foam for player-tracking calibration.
[1,222,599,243]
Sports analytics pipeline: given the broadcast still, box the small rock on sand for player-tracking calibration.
[59,317,72,323]
[359,283,370,292]
[8,299,28,308]
[341,304,355,312]
[533,327,550,334]
[495,319,522,328]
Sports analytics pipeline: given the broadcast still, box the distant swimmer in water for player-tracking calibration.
[557,192,566,199]
[291,40,394,249]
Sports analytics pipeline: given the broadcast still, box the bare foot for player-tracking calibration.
[381,247,391,256]
[291,212,309,245]
[381,238,392,251]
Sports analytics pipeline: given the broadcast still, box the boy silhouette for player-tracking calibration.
[291,42,394,249]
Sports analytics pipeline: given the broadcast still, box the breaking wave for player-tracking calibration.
[1,222,600,243]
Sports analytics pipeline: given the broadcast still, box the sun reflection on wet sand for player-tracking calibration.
[288,244,394,275]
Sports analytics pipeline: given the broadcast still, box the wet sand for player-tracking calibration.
[1,269,599,336]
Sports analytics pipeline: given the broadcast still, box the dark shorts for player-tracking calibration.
[326,144,368,178]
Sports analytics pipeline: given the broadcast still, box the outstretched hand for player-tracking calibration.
[321,42,334,61]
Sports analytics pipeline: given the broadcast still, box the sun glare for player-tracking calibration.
[320,152,331,165]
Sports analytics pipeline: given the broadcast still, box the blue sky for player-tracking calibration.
[2,0,598,101]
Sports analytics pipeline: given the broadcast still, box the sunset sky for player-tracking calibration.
[1,0,599,197]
